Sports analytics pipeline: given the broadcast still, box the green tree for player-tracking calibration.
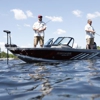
[97,46,100,50]
[0,51,17,59]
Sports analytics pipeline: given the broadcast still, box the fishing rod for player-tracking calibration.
[34,19,51,34]
[36,19,51,30]
[41,19,51,28]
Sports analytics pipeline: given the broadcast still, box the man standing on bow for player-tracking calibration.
[85,19,95,49]
[33,15,47,47]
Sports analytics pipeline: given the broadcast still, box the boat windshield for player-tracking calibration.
[44,37,74,48]
[44,38,54,45]
[53,37,74,47]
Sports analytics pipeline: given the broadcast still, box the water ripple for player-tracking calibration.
[0,59,100,100]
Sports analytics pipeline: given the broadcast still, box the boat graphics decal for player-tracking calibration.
[70,52,100,60]
[57,52,72,56]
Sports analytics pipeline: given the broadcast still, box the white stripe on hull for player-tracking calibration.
[79,54,90,59]
[85,52,100,59]
[70,53,85,59]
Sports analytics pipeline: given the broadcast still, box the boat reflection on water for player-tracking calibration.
[29,65,53,99]
[75,59,100,100]
[29,60,100,100]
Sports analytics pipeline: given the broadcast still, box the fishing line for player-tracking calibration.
[96,33,100,36]
[45,19,51,24]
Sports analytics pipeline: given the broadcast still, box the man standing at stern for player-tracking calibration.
[85,19,95,49]
[33,15,47,47]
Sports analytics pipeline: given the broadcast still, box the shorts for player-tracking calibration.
[86,38,94,45]
[34,36,44,46]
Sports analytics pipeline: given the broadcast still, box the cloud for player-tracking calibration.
[72,10,82,17]
[11,9,27,20]
[11,9,34,20]
[45,16,63,22]
[54,29,66,34]
[26,10,34,17]
[86,12,100,19]
[24,24,31,27]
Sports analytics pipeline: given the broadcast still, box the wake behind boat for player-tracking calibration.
[4,30,100,63]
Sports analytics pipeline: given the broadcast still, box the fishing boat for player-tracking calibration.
[4,30,100,63]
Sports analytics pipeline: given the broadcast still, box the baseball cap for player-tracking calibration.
[38,15,42,18]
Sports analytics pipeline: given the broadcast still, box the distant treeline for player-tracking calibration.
[97,46,100,50]
[0,51,17,58]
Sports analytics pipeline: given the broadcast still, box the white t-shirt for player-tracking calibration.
[33,21,46,36]
[85,24,95,39]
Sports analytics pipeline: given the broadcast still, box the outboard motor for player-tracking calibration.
[93,42,97,49]
[86,42,97,49]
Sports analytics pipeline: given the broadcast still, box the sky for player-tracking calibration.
[0,0,100,52]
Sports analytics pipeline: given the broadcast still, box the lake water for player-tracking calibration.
[0,59,100,100]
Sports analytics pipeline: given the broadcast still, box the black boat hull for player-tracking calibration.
[7,47,100,63]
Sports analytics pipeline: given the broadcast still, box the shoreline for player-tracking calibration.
[0,58,17,61]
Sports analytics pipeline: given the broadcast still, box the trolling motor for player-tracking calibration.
[3,30,17,47]
[3,30,11,64]
[3,30,17,64]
